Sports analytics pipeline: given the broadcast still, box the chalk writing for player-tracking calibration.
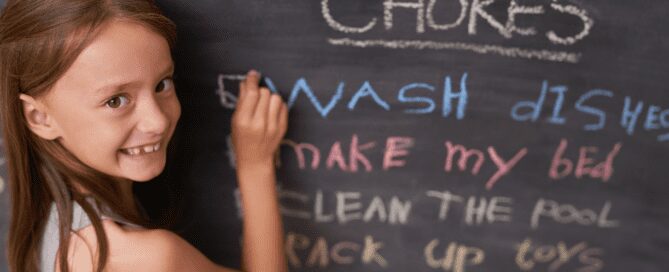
[270,189,622,231]
[280,135,414,172]
[217,73,468,118]
[286,232,388,268]
[279,189,413,225]
[218,73,668,142]
[549,139,622,182]
[328,38,581,63]
[426,191,513,225]
[286,74,469,118]
[322,0,593,62]
[215,74,240,110]
[444,141,527,190]
[620,97,669,141]
[274,136,622,189]
[228,184,621,271]
[530,198,620,229]
[212,70,644,271]
[511,80,669,142]
[425,240,484,271]
[515,238,604,272]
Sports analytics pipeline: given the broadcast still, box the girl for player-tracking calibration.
[0,0,288,271]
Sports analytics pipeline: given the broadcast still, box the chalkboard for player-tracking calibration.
[151,1,669,271]
[1,0,669,271]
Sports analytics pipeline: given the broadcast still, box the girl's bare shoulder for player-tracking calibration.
[57,219,237,272]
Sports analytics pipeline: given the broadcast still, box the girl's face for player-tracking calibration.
[33,20,181,181]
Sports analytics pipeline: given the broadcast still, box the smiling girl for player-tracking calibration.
[0,0,287,271]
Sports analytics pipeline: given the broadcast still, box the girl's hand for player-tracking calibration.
[231,70,288,170]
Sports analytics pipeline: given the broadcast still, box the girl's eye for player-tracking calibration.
[105,95,129,109]
[156,77,174,93]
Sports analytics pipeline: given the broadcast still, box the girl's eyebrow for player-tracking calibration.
[93,63,175,96]
[94,81,134,97]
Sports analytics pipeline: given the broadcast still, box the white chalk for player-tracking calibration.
[328,37,582,63]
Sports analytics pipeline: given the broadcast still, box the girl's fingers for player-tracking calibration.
[278,102,288,137]
[236,70,261,120]
[254,87,271,122]
[268,94,282,121]
[245,70,262,115]
[267,94,282,133]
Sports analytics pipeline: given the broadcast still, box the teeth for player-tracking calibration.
[122,143,160,156]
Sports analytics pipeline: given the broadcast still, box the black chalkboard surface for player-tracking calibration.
[1,0,668,271]
[149,1,669,271]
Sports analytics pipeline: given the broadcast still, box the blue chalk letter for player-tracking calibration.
[620,96,644,135]
[288,77,344,118]
[398,83,436,114]
[548,85,568,125]
[661,109,669,128]
[348,81,390,111]
[575,89,613,131]
[511,80,548,122]
[644,105,662,130]
[442,73,468,119]
[263,76,279,93]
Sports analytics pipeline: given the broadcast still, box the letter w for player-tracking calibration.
[287,77,344,118]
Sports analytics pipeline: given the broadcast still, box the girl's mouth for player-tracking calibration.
[120,143,161,156]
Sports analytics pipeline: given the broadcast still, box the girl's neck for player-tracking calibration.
[73,179,139,215]
[119,180,138,213]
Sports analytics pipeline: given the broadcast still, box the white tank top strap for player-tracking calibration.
[40,197,142,271]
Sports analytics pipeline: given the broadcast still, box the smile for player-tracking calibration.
[120,143,161,156]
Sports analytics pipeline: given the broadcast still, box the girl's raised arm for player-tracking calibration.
[231,70,289,271]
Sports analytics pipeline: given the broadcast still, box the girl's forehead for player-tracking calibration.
[54,20,173,96]
[76,20,170,70]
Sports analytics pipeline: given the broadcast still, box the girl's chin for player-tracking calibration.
[127,175,159,182]
[116,152,166,181]
[121,170,163,182]
[126,163,165,181]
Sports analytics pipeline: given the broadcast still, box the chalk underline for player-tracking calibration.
[658,133,669,142]
[327,37,582,64]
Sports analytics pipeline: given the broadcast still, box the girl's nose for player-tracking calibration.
[136,96,170,135]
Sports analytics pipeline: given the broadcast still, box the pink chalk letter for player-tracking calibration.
[349,134,375,172]
[383,137,414,170]
[486,146,528,190]
[549,138,572,180]
[326,141,349,172]
[282,139,321,170]
[444,141,484,174]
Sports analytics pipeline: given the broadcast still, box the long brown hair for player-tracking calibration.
[0,0,176,271]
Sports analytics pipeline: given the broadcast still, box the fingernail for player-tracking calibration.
[249,69,259,76]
